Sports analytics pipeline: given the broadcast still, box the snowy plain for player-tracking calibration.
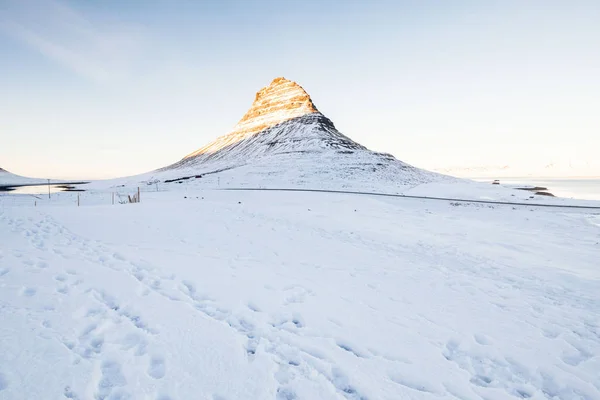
[1,184,600,400]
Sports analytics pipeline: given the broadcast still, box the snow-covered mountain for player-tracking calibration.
[3,82,600,400]
[152,77,446,191]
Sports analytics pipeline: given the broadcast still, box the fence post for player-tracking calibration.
[77,193,80,207]
[112,192,114,205]
[137,187,140,203]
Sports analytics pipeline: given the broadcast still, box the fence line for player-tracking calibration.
[1,187,147,208]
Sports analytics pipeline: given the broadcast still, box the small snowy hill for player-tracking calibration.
[150,77,446,191]
[0,167,47,186]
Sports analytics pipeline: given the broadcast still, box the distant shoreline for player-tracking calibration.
[472,177,600,201]
[0,182,89,193]
[468,176,600,181]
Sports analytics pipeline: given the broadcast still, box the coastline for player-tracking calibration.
[471,177,600,201]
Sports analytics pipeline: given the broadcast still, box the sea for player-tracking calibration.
[1,184,67,195]
[473,177,600,201]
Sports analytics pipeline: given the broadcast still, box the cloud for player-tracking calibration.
[0,0,147,82]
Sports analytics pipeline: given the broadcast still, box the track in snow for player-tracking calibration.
[221,187,600,210]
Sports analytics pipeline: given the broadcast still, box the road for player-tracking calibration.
[222,187,600,210]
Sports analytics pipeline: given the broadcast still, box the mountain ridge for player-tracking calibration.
[182,77,319,160]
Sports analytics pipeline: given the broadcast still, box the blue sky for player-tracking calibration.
[1,0,599,179]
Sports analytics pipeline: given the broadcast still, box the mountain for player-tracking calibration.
[153,77,445,191]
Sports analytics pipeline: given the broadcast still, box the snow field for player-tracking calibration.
[1,189,599,399]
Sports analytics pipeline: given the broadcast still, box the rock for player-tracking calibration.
[180,77,321,161]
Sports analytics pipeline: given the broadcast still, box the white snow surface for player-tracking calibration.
[1,186,599,400]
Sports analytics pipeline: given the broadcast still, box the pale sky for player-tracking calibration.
[1,0,599,179]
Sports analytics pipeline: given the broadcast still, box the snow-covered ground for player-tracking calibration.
[1,186,599,400]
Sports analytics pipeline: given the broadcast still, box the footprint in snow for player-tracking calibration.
[561,349,592,366]
[276,387,297,400]
[0,371,8,391]
[120,333,148,356]
[20,287,37,297]
[473,333,493,345]
[470,375,493,387]
[56,286,69,295]
[541,327,560,339]
[148,356,166,379]
[272,314,304,330]
[97,361,127,399]
[181,280,196,296]
[63,386,79,399]
[245,335,259,360]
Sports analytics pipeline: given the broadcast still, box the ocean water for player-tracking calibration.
[1,184,72,195]
[474,177,600,201]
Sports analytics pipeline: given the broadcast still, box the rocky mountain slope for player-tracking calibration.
[154,77,446,191]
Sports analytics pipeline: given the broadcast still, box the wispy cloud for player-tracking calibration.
[0,0,147,82]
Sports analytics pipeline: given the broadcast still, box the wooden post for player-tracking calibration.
[112,192,115,205]
[77,193,80,207]
[35,201,37,207]
[137,187,140,203]
[48,179,51,199]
